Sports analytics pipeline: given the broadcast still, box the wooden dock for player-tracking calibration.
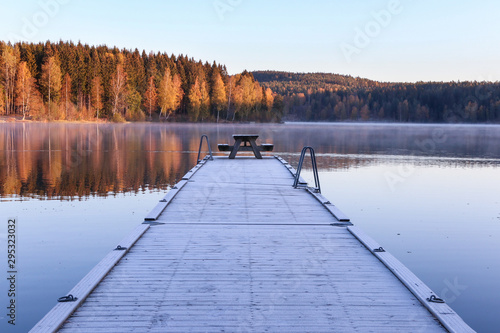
[30,156,475,332]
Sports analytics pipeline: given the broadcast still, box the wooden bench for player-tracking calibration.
[217,144,231,151]
[261,144,274,152]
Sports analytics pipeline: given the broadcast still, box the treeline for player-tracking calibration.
[0,41,283,122]
[253,71,500,123]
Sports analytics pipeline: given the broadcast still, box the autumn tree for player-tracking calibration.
[263,88,274,111]
[238,74,257,120]
[171,73,183,116]
[15,61,37,120]
[199,76,210,120]
[60,73,72,119]
[41,56,62,118]
[158,67,183,119]
[187,77,202,122]
[226,76,236,120]
[1,44,19,115]
[230,75,243,121]
[0,84,4,113]
[210,71,227,122]
[252,80,263,120]
[158,68,172,119]
[90,75,103,119]
[143,75,158,119]
[110,63,127,116]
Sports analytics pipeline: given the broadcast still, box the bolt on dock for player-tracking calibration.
[30,140,474,332]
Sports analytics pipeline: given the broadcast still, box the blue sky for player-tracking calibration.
[1,0,499,82]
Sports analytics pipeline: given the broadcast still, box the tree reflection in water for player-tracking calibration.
[1,122,499,199]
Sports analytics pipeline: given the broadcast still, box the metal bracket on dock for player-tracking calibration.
[114,245,127,251]
[293,147,321,193]
[427,295,445,303]
[57,294,78,302]
[373,247,385,253]
[197,134,213,163]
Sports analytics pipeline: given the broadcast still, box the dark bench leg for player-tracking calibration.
[229,138,242,159]
[249,139,262,159]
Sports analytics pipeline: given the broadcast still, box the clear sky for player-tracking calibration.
[1,0,498,82]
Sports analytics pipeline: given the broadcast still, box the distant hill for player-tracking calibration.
[252,71,500,123]
[252,71,384,95]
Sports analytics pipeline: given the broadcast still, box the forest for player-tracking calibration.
[253,71,500,123]
[0,41,283,122]
[2,40,499,124]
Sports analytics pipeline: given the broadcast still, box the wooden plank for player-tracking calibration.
[29,224,150,333]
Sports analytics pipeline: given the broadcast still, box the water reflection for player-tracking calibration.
[1,122,499,199]
[0,124,196,199]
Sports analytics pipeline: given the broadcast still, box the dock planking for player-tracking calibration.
[30,156,474,333]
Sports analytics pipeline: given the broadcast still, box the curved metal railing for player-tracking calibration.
[293,146,321,193]
[197,135,214,163]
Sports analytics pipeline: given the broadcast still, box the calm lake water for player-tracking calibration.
[1,122,499,332]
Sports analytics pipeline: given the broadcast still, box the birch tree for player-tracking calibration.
[158,68,183,119]
[111,64,127,116]
[15,62,36,120]
[211,71,227,122]
[90,75,103,119]
[187,77,202,122]
[41,56,62,118]
[143,75,158,119]
[199,77,210,120]
[60,73,72,119]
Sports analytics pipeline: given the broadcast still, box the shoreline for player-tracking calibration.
[0,115,109,124]
[2,115,500,127]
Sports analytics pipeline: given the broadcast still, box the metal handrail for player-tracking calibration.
[293,146,321,193]
[197,135,214,163]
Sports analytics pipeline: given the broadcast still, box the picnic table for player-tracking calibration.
[218,134,274,159]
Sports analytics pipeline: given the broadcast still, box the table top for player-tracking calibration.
[232,134,259,140]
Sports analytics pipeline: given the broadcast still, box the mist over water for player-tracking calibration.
[1,122,499,332]
[2,122,499,199]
